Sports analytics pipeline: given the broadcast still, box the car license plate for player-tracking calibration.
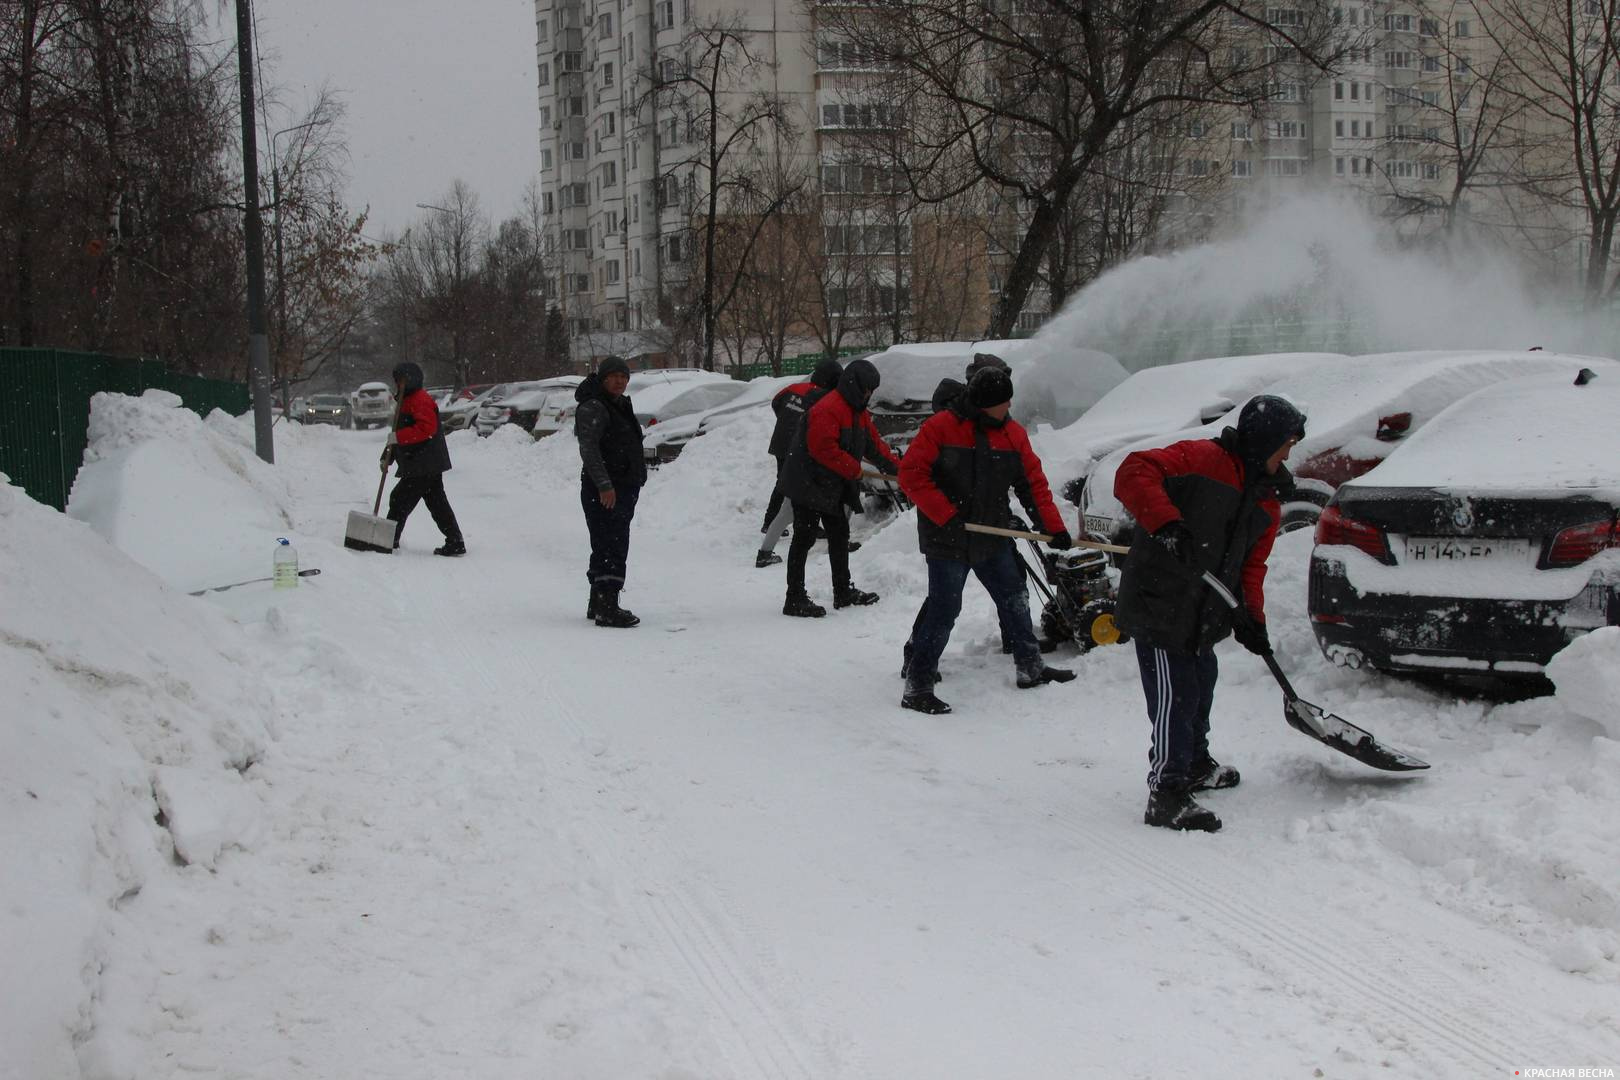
[1403,537,1530,563]
[1084,514,1115,536]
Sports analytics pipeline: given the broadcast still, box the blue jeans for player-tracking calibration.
[907,543,1040,682]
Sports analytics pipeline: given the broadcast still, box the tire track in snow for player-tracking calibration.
[1036,803,1606,1074]
[444,621,837,1080]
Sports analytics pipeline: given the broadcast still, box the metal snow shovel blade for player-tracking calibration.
[345,397,402,554]
[1197,571,1429,773]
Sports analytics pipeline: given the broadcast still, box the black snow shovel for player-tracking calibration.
[344,395,402,554]
[1196,570,1429,772]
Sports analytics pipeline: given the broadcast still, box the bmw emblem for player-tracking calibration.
[1451,504,1474,529]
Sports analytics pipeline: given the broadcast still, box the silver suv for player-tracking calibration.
[349,382,394,429]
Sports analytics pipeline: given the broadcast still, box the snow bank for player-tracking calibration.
[68,390,296,590]
[1,471,276,1077]
[1547,626,1620,739]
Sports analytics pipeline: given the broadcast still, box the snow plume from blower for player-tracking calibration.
[1037,191,1589,371]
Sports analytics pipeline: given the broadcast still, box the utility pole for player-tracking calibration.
[235,0,273,463]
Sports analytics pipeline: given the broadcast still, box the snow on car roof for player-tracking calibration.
[1348,366,1620,495]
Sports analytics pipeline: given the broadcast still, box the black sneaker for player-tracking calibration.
[1015,664,1076,689]
[846,540,862,553]
[434,538,467,557]
[833,586,879,608]
[755,550,783,568]
[1190,759,1241,792]
[901,688,952,714]
[783,592,826,618]
[1143,790,1222,832]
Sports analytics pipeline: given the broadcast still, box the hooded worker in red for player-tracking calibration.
[381,361,464,556]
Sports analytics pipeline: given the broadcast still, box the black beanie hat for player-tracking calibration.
[965,352,1010,381]
[597,356,631,379]
[1234,394,1307,464]
[810,357,843,389]
[967,366,1014,409]
[390,362,424,392]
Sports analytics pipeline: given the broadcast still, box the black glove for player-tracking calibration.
[880,458,900,477]
[1233,619,1272,657]
[1153,521,1196,567]
[379,446,394,470]
[1047,529,1073,550]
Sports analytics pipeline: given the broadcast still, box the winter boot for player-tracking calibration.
[846,540,863,553]
[592,589,640,628]
[586,589,597,621]
[783,590,826,618]
[755,550,783,569]
[1143,789,1222,833]
[1015,662,1076,689]
[434,537,467,557]
[1190,758,1241,792]
[899,642,942,684]
[901,675,951,715]
[833,585,880,608]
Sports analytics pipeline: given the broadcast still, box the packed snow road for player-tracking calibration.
[8,395,1619,1079]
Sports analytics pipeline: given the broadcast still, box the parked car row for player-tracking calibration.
[1037,348,1616,685]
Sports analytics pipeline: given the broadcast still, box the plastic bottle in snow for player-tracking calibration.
[273,537,299,588]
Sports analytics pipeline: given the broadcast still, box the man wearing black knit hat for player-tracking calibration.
[574,356,646,628]
[897,365,1076,714]
[1114,393,1306,832]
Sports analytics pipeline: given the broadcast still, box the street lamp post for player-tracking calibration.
[415,202,467,391]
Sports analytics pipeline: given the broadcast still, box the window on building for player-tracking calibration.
[1335,157,1346,175]
[1232,159,1252,177]
[537,62,550,83]
[1423,163,1441,180]
[666,233,684,262]
[605,259,620,284]
[537,19,548,42]
[1419,16,1439,35]
[1335,81,1344,100]
[1334,119,1344,138]
[559,51,582,73]
[1232,120,1252,140]
[598,12,612,37]
[572,274,591,293]
[1455,19,1471,36]
[1350,82,1359,100]
[1386,13,1413,31]
[600,161,617,188]
[1385,51,1414,69]
[541,147,553,170]
[566,96,586,116]
[602,62,614,87]
[633,248,641,276]
[656,0,673,30]
[540,105,552,127]
[1267,7,1306,27]
[542,191,554,214]
[605,112,616,135]
[605,210,619,234]
[567,141,587,161]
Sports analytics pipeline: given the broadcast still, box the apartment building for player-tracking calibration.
[534,0,1577,362]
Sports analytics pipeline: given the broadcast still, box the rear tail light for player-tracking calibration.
[1544,517,1619,568]
[1314,505,1393,563]
[1376,411,1412,441]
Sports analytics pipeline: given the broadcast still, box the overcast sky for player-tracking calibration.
[250,0,540,238]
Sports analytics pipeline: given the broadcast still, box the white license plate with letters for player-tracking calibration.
[1402,537,1530,563]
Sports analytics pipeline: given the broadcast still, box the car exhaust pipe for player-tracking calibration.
[1326,645,1366,670]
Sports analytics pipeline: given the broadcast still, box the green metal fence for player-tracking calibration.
[731,346,869,382]
[0,348,250,511]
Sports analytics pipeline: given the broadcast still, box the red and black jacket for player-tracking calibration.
[1113,433,1283,652]
[393,387,451,478]
[779,384,901,515]
[900,397,1067,563]
[767,380,826,461]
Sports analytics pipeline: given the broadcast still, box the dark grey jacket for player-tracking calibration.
[574,375,647,491]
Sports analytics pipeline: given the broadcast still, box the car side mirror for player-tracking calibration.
[1376,411,1412,441]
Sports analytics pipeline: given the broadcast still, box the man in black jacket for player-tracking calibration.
[382,361,464,556]
[574,356,647,628]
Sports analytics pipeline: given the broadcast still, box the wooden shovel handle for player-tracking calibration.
[964,521,1131,555]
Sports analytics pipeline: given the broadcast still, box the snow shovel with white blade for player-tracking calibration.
[1196,570,1429,773]
[344,394,402,554]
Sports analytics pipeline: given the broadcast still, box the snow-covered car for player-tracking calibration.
[299,394,351,426]
[474,376,582,437]
[1307,367,1619,680]
[1040,351,1346,505]
[641,374,803,463]
[1077,350,1609,547]
[442,384,502,432]
[348,382,394,429]
[863,339,1129,439]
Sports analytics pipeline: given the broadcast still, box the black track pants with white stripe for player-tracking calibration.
[1134,639,1218,793]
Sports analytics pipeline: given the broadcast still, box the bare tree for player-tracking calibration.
[816,0,1344,337]
[639,16,803,370]
[1481,0,1620,300]
[400,180,486,388]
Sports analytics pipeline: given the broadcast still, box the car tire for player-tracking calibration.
[1280,501,1321,533]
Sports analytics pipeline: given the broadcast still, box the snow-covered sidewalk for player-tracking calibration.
[5,392,1619,1079]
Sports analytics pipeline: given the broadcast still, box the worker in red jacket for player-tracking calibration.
[777,358,901,617]
[381,361,465,556]
[897,365,1075,714]
[755,357,844,568]
[1113,394,1304,832]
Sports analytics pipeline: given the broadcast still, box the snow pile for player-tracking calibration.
[1547,626,1620,739]
[0,473,276,1078]
[68,390,296,590]
[639,409,779,542]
